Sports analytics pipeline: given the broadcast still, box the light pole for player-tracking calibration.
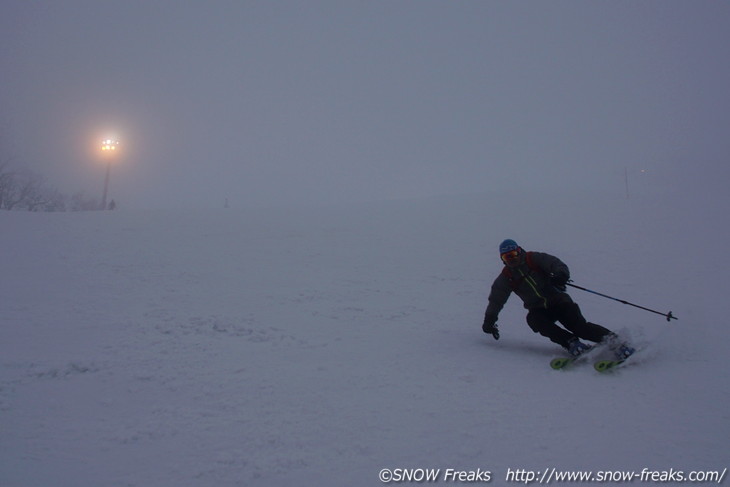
[100,138,119,210]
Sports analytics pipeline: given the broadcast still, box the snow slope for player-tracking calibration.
[1,189,727,486]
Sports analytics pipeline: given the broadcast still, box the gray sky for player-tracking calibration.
[1,0,728,208]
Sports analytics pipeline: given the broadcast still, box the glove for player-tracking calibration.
[482,314,500,340]
[550,271,569,292]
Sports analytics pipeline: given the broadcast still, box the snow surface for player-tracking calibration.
[1,189,728,486]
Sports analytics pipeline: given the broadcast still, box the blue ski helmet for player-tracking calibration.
[499,239,519,254]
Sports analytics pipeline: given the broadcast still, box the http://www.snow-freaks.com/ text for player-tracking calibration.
[377,466,727,484]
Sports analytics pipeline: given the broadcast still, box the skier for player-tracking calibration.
[481,239,634,359]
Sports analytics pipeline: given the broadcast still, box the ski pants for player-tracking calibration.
[526,300,612,349]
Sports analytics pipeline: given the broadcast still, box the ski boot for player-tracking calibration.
[567,338,592,357]
[614,343,635,361]
[594,343,636,372]
[602,333,635,360]
[550,338,593,370]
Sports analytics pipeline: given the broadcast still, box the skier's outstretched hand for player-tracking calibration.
[482,316,500,340]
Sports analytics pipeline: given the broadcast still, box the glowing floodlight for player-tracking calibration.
[101,139,120,152]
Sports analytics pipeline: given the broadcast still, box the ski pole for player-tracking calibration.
[566,282,677,321]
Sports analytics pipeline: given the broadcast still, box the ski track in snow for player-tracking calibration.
[1,191,728,486]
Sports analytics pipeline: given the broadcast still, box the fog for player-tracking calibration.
[1,1,728,209]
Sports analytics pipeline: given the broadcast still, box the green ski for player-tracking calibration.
[594,359,626,372]
[550,357,575,370]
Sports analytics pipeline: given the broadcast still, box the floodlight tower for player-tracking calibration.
[100,138,119,210]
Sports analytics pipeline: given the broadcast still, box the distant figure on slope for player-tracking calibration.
[481,239,634,358]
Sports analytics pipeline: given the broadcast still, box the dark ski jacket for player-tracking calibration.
[484,251,571,321]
